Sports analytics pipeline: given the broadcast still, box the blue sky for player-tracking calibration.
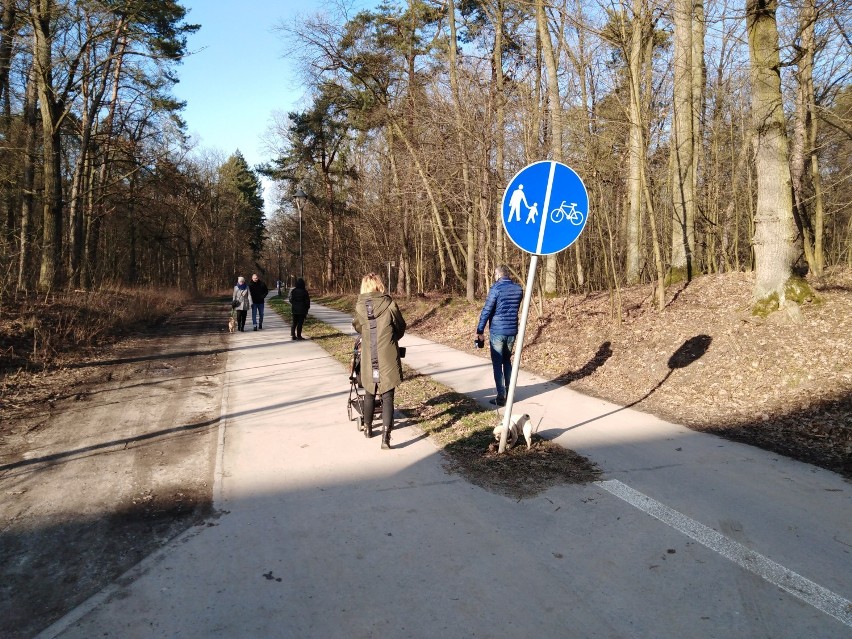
[174,1,376,175]
[173,2,309,172]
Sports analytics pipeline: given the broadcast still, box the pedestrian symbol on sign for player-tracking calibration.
[526,202,538,224]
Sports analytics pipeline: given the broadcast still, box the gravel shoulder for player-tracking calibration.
[0,298,228,639]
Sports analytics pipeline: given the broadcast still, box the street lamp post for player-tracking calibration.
[293,188,307,280]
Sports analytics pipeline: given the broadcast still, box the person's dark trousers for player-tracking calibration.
[363,388,395,447]
[291,313,306,339]
[251,303,265,329]
[489,333,516,400]
[237,310,248,331]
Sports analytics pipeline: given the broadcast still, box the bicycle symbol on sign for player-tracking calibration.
[550,201,584,226]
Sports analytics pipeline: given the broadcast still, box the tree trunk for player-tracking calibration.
[0,0,15,257]
[568,0,595,292]
[33,0,63,291]
[68,82,90,289]
[491,0,506,267]
[746,0,798,302]
[691,0,705,266]
[387,125,410,296]
[0,0,15,120]
[799,0,824,275]
[809,129,825,274]
[447,0,476,301]
[624,0,646,285]
[17,62,38,292]
[536,0,562,295]
[670,0,695,283]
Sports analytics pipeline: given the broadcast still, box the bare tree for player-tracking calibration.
[746,0,800,305]
[537,0,562,294]
[669,0,698,282]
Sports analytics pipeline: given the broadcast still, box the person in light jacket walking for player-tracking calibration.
[288,278,310,340]
[352,273,406,449]
[232,276,251,332]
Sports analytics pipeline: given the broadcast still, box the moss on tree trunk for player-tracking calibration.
[752,275,819,316]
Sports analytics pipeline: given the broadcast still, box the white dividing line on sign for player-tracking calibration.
[535,161,557,255]
[597,479,852,628]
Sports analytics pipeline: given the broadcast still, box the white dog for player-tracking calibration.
[493,413,534,450]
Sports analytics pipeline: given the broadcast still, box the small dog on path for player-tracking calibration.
[228,314,236,333]
[493,413,534,449]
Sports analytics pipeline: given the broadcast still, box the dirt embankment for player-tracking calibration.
[0,298,229,639]
[391,270,852,478]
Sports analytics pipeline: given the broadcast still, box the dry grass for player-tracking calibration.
[0,286,187,374]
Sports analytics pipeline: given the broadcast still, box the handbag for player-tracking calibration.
[231,300,239,309]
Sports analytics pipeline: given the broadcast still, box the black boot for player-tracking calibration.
[364,420,372,438]
[381,424,392,449]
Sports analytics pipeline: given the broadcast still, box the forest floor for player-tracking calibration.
[0,270,850,637]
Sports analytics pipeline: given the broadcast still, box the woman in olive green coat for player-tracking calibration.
[352,273,406,449]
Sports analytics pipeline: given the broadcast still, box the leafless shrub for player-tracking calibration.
[0,286,187,375]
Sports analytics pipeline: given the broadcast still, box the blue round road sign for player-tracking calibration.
[501,161,589,255]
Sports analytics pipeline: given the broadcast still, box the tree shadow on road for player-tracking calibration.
[552,341,613,385]
[548,335,713,432]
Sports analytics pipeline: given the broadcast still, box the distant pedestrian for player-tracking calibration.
[232,276,250,332]
[288,278,310,340]
[475,265,523,406]
[352,273,406,449]
[248,273,269,330]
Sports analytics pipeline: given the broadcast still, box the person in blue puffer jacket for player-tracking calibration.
[475,265,523,406]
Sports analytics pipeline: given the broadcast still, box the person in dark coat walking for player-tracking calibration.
[288,278,310,340]
[232,277,250,332]
[475,265,523,406]
[248,273,269,330]
[352,273,406,449]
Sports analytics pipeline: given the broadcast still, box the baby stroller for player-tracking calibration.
[347,336,382,437]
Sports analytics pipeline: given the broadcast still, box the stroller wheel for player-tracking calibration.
[356,415,363,431]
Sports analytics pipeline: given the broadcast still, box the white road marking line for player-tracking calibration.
[597,479,852,628]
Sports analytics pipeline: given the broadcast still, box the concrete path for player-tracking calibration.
[39,299,852,638]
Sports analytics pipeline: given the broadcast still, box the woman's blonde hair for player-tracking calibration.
[360,273,385,294]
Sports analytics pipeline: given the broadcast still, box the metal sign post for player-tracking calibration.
[497,255,538,453]
[496,161,589,453]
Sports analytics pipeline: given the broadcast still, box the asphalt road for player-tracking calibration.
[38,300,852,638]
